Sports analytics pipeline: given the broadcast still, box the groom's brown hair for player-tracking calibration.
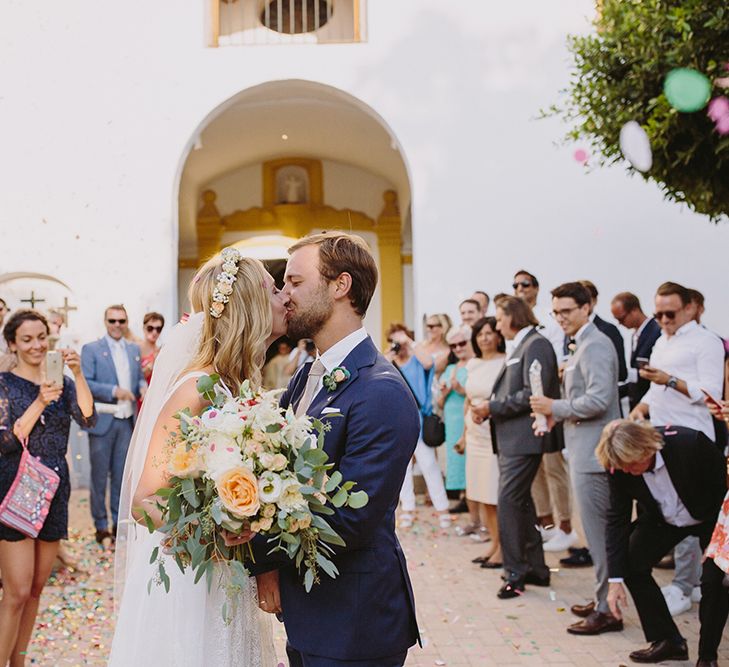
[289,231,378,317]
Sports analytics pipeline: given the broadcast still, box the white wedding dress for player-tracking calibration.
[107,315,275,666]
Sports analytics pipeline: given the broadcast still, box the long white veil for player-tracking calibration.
[113,311,205,607]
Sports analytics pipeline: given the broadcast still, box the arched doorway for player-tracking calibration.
[175,80,413,346]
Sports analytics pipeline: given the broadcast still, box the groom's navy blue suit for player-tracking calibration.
[251,336,421,666]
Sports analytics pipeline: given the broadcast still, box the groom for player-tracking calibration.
[249,232,421,666]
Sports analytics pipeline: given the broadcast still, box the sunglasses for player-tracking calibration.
[449,340,468,350]
[654,310,677,321]
[107,318,127,325]
[513,280,533,289]
[425,323,441,329]
[145,325,163,333]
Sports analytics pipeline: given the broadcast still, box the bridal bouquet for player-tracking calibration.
[140,375,368,596]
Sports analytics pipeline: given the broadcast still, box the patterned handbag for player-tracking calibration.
[0,437,60,538]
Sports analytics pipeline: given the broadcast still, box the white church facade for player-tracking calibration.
[2,0,728,347]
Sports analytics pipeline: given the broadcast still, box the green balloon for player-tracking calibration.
[664,68,712,113]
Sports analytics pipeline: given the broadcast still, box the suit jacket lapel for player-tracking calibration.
[307,337,377,417]
[99,338,120,385]
[494,327,536,390]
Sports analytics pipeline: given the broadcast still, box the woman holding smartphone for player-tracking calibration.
[0,309,95,667]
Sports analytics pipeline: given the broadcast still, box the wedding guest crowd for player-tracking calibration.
[392,272,729,664]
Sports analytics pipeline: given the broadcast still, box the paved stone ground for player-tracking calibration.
[15,491,729,665]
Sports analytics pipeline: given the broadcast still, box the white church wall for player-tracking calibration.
[1,0,727,346]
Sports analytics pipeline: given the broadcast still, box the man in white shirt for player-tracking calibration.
[512,270,575,552]
[630,281,725,617]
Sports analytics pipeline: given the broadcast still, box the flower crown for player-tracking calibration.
[209,247,243,319]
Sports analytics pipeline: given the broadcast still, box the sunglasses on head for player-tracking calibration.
[145,325,163,333]
[513,280,533,289]
[654,310,677,321]
[449,340,468,350]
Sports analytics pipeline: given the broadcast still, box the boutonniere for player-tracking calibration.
[567,338,577,355]
[323,366,350,392]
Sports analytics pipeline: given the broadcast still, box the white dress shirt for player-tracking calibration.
[642,321,724,439]
[626,317,652,384]
[105,335,133,419]
[532,304,565,361]
[505,326,534,360]
[312,327,369,396]
[642,451,700,527]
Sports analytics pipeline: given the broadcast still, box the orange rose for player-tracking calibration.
[216,466,260,518]
[168,442,201,478]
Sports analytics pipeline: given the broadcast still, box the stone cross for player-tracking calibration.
[56,297,78,326]
[20,291,46,309]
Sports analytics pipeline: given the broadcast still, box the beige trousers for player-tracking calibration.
[531,451,571,524]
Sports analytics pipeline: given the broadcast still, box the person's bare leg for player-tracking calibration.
[10,540,60,667]
[466,499,480,528]
[0,540,34,667]
[484,505,502,562]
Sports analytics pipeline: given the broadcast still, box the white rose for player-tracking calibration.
[278,478,306,511]
[204,436,244,480]
[259,452,276,470]
[258,472,283,504]
[271,453,288,471]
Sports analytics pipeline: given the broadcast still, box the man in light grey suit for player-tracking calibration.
[471,296,561,599]
[531,282,622,636]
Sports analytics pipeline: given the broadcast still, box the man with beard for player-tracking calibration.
[245,232,422,667]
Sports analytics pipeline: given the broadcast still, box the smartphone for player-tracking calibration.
[701,387,723,409]
[636,357,650,370]
[45,350,64,386]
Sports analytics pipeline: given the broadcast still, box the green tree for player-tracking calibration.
[556,0,729,221]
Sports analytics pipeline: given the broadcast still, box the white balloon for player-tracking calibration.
[619,121,653,172]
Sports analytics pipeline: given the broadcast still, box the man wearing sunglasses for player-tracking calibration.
[629,281,725,619]
[81,304,146,543]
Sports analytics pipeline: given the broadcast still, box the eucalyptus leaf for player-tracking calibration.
[316,553,339,578]
[304,568,315,592]
[347,490,369,509]
[149,546,159,565]
[324,471,342,493]
[330,487,348,508]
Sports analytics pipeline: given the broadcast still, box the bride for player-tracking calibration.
[108,248,289,666]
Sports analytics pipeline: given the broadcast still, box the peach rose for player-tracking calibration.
[216,466,260,518]
[168,442,201,478]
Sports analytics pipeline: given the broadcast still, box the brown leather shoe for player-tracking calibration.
[570,601,595,618]
[566,611,623,635]
[628,639,688,663]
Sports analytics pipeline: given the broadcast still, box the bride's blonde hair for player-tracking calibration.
[187,253,272,391]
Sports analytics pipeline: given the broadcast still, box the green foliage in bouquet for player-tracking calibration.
[552,0,729,220]
[138,374,369,602]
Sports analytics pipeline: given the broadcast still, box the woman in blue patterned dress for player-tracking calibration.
[0,310,95,667]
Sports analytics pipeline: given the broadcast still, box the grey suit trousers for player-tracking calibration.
[498,454,549,581]
[571,470,611,613]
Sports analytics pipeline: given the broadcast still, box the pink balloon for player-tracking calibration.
[716,115,729,136]
[573,148,589,164]
[707,97,729,122]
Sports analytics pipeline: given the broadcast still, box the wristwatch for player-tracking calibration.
[667,375,678,390]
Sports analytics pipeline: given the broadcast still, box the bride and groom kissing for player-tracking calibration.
[109,232,421,667]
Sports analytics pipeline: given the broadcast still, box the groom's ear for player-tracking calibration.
[331,272,353,301]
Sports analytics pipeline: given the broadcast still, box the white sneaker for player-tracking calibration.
[537,525,559,542]
[661,584,692,616]
[691,585,702,603]
[542,529,578,552]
